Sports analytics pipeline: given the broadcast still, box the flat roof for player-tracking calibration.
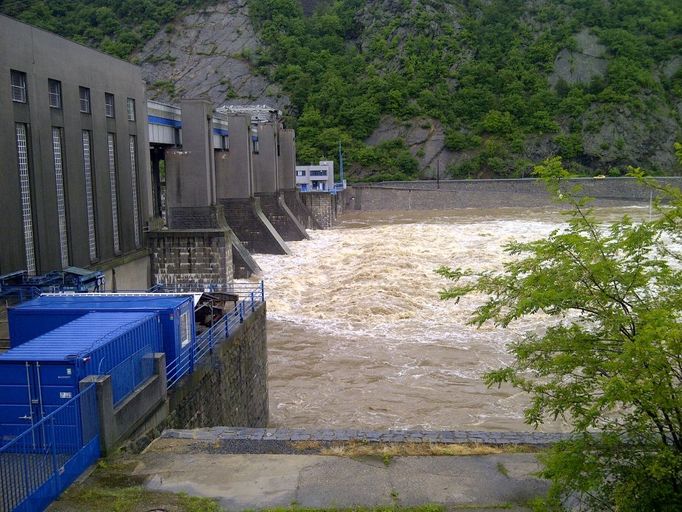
[0,312,157,361]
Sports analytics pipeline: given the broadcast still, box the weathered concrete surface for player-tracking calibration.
[162,427,568,446]
[135,449,547,511]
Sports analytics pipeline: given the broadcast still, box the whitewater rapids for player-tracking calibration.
[248,206,647,431]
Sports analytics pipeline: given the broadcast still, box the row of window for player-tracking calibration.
[14,122,141,274]
[10,70,136,121]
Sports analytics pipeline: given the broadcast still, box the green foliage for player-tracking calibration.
[553,133,584,159]
[0,0,197,57]
[245,0,680,180]
[438,156,682,510]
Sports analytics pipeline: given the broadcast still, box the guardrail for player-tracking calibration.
[151,281,265,301]
[165,283,265,389]
[0,384,99,512]
[109,345,155,406]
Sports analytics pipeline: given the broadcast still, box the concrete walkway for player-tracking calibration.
[134,439,549,511]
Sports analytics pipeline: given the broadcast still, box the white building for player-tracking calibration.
[296,160,334,192]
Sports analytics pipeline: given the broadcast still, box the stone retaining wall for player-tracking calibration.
[129,304,269,451]
[162,426,569,447]
[351,177,682,211]
[147,229,233,288]
[300,189,352,228]
[164,303,268,429]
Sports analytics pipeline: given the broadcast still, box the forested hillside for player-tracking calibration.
[3,0,681,181]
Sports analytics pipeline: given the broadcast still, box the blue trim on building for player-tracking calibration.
[212,128,229,136]
[148,115,182,128]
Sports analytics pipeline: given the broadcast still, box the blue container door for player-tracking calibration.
[35,362,82,453]
[0,362,82,453]
[0,362,43,450]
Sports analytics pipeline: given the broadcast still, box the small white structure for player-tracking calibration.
[296,160,334,192]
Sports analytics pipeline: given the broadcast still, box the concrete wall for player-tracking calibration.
[102,252,151,291]
[0,14,152,275]
[259,194,309,241]
[81,353,167,455]
[165,303,268,428]
[301,190,351,228]
[277,128,296,191]
[283,190,323,230]
[166,99,216,208]
[147,229,233,288]
[216,115,253,199]
[220,198,290,254]
[252,123,279,195]
[350,178,682,211]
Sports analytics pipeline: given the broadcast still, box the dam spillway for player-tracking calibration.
[248,206,650,432]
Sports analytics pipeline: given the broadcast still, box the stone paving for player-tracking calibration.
[161,427,570,447]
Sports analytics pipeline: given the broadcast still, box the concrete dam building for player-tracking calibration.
[0,14,152,288]
[1,14,320,290]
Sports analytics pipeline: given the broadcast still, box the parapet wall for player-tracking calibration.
[351,177,682,211]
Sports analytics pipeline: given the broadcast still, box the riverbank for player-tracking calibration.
[50,433,551,511]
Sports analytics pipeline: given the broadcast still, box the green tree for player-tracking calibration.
[438,157,682,510]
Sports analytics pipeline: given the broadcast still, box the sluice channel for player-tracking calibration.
[249,206,649,432]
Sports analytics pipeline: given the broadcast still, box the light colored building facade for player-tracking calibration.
[296,160,334,192]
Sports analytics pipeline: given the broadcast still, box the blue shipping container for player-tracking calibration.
[8,294,195,372]
[0,311,162,447]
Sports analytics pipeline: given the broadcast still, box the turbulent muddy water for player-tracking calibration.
[249,206,648,432]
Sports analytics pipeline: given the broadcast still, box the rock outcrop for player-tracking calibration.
[136,0,289,108]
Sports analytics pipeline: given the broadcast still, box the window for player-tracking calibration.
[107,133,120,253]
[82,131,97,261]
[296,170,306,177]
[128,136,141,248]
[105,93,115,118]
[252,133,259,154]
[180,312,190,348]
[48,79,62,109]
[52,128,69,268]
[15,124,36,275]
[126,98,135,121]
[220,135,229,150]
[79,87,91,113]
[310,170,327,176]
[11,70,27,103]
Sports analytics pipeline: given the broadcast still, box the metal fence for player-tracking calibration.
[150,280,265,300]
[0,384,99,512]
[166,283,265,389]
[109,345,155,406]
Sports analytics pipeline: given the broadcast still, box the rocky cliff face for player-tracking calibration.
[137,0,680,175]
[136,0,288,108]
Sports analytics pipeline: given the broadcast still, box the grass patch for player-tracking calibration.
[294,441,538,458]
[261,505,514,512]
[50,455,222,512]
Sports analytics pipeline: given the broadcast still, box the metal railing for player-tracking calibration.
[150,281,265,301]
[109,345,155,406]
[0,384,99,512]
[165,284,265,389]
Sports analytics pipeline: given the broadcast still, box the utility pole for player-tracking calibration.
[338,141,344,185]
[437,160,440,189]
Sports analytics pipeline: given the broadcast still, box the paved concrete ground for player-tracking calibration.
[134,446,548,510]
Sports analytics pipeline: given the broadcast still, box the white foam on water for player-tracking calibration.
[245,206,650,431]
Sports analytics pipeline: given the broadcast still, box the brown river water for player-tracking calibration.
[246,206,650,432]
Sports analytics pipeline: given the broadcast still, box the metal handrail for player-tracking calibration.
[165,289,264,390]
